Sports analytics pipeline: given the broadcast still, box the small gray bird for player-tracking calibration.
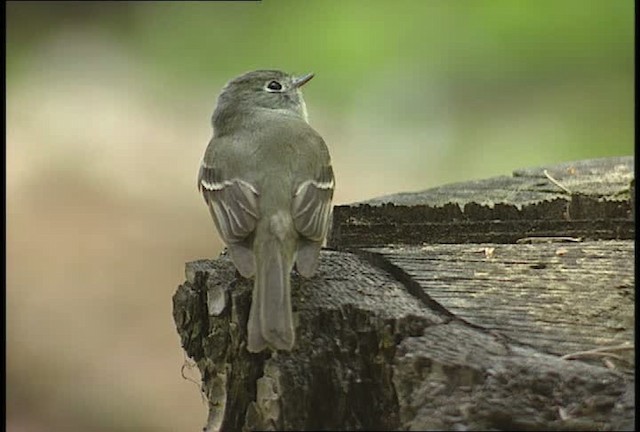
[198,70,334,352]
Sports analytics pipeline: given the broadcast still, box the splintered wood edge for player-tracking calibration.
[328,156,634,247]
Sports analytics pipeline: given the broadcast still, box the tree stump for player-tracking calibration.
[173,156,634,431]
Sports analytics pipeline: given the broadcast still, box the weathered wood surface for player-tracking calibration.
[363,241,634,364]
[329,156,634,247]
[173,157,635,431]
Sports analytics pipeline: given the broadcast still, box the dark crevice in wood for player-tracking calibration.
[344,247,455,320]
[344,246,539,355]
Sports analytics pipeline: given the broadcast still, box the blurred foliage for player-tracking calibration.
[7,0,633,176]
[8,1,634,94]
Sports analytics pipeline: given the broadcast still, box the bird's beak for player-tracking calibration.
[292,73,315,88]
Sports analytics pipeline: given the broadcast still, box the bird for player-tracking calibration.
[198,70,334,352]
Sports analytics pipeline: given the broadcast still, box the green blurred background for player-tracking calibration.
[6,1,634,431]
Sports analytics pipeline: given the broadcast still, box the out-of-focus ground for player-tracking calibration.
[6,1,633,431]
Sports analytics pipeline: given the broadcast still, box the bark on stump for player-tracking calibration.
[173,156,634,431]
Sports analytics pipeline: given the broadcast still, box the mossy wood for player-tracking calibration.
[173,156,634,431]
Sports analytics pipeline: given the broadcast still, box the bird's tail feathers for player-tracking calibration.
[247,234,295,352]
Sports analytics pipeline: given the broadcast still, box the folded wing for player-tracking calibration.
[292,164,334,276]
[198,162,259,277]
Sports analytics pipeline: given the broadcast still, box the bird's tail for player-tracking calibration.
[247,221,295,352]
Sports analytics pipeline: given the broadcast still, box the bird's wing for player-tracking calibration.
[291,164,334,277]
[292,164,335,242]
[198,161,260,244]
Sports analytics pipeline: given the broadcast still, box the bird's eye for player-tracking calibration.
[266,80,283,91]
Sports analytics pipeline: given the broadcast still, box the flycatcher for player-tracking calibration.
[198,70,335,352]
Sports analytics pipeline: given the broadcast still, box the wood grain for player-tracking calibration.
[366,240,633,363]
